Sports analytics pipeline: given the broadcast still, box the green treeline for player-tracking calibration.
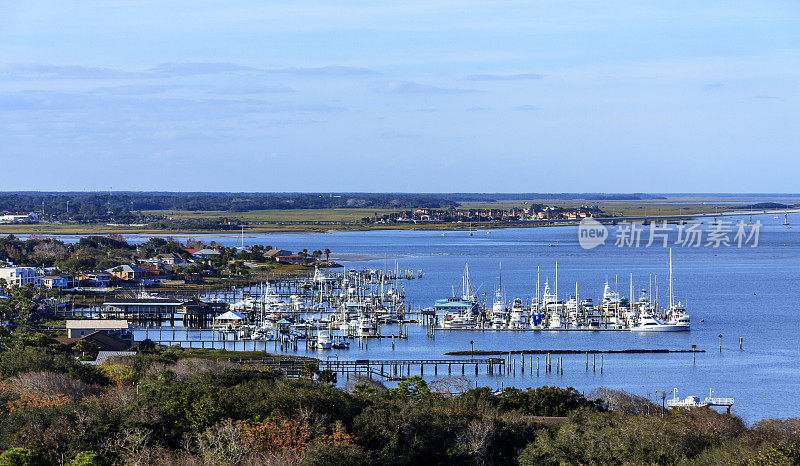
[0,329,797,465]
[0,193,459,222]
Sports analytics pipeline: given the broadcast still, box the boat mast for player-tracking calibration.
[536,265,540,310]
[668,248,674,310]
[629,273,634,316]
[555,261,558,306]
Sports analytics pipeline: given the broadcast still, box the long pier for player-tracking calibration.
[234,357,506,381]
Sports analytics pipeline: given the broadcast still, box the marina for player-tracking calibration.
[40,213,800,421]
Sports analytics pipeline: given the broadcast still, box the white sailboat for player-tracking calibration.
[632,249,690,332]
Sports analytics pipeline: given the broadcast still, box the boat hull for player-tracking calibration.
[631,325,689,332]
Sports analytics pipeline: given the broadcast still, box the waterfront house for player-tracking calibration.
[263,249,292,260]
[105,264,145,281]
[0,266,40,287]
[41,275,70,289]
[76,272,112,288]
[103,297,183,320]
[149,252,190,266]
[276,254,313,265]
[138,264,171,279]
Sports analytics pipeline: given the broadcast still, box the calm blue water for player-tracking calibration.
[45,214,800,421]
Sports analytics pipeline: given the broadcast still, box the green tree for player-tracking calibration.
[69,452,101,466]
[0,448,48,466]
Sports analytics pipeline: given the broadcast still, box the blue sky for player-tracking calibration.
[1,0,798,192]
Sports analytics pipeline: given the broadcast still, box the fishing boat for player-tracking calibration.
[434,263,480,327]
[315,330,333,349]
[490,263,508,328]
[630,311,686,332]
[508,299,528,329]
[442,312,477,329]
[331,336,350,349]
[356,317,377,337]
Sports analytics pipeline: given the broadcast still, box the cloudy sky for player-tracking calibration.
[1,0,798,192]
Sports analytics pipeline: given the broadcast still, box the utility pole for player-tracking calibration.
[656,390,671,417]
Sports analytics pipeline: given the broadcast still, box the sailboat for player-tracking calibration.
[631,249,690,332]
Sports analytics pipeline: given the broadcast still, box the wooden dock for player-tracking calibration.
[232,357,506,381]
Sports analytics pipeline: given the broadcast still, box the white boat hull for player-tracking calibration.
[631,325,688,332]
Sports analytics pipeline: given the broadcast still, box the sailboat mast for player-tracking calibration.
[555,261,558,305]
[668,248,674,310]
[629,273,634,314]
[536,266,540,309]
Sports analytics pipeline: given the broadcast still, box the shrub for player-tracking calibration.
[0,448,48,466]
[497,386,601,416]
[99,365,138,386]
[9,372,91,400]
[69,451,101,466]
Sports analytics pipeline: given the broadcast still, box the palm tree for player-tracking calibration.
[324,248,330,262]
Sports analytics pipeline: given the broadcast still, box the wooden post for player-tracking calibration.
[600,355,603,374]
[536,357,539,376]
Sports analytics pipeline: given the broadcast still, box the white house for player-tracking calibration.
[185,248,220,260]
[0,267,40,287]
[0,212,39,223]
[41,275,70,289]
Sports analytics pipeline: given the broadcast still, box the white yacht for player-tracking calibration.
[490,264,508,329]
[508,299,528,329]
[631,312,687,332]
[356,317,377,337]
[442,312,477,329]
[548,312,563,329]
[315,330,333,349]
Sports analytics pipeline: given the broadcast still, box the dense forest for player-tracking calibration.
[0,193,460,223]
[0,328,796,465]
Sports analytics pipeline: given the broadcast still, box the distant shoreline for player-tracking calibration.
[2,207,797,237]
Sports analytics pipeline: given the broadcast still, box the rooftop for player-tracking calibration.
[66,319,129,330]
